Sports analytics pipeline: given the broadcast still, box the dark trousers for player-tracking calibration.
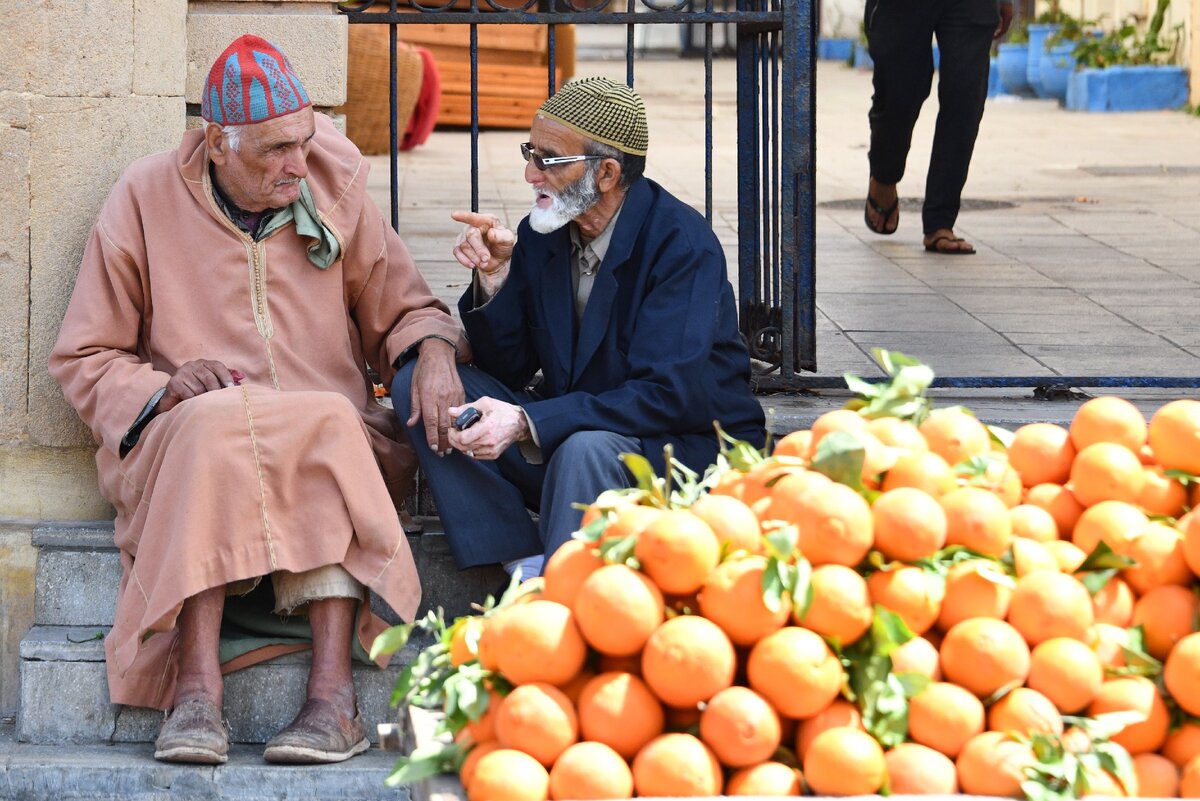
[391,362,639,570]
[865,0,998,234]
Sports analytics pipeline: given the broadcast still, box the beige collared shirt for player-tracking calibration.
[569,204,622,320]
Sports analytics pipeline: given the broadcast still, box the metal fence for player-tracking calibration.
[339,0,818,379]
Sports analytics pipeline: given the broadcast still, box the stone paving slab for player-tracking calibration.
[0,722,407,801]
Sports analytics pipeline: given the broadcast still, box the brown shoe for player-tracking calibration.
[154,697,229,764]
[263,698,370,764]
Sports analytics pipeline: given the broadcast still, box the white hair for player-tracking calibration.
[221,124,242,152]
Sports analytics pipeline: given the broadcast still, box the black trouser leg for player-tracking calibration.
[922,0,998,234]
[865,0,937,186]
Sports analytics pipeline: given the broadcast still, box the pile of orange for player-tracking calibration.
[444,396,1200,800]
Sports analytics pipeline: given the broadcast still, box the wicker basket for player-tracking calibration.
[337,24,425,156]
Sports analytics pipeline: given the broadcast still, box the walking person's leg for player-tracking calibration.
[921,0,998,254]
[864,0,938,235]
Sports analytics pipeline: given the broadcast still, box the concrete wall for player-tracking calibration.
[0,0,346,718]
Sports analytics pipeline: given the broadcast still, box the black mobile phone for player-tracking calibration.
[454,406,482,430]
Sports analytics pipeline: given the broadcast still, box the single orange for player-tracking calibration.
[867,565,945,636]
[493,682,578,767]
[1132,584,1200,660]
[725,762,803,796]
[460,740,504,791]
[1008,423,1076,488]
[794,564,873,646]
[449,616,485,667]
[939,617,1031,699]
[1011,537,1060,577]
[772,428,813,460]
[1072,500,1149,557]
[690,493,763,554]
[630,733,723,798]
[747,626,843,719]
[1008,503,1060,543]
[955,731,1037,798]
[866,416,928,451]
[871,487,948,562]
[572,564,664,656]
[1138,465,1189,518]
[809,408,869,453]
[1089,576,1134,628]
[467,749,550,801]
[786,482,874,567]
[1122,521,1191,595]
[804,728,886,795]
[907,681,986,758]
[492,600,587,686]
[795,698,864,760]
[1027,637,1104,714]
[890,635,942,680]
[698,686,782,768]
[641,615,736,709]
[919,408,991,466]
[1045,540,1088,573]
[1148,399,1200,474]
[1025,482,1085,538]
[576,671,664,760]
[698,555,791,647]
[1070,396,1148,452]
[1183,754,1200,798]
[1163,721,1200,769]
[1070,442,1146,508]
[881,450,958,497]
[1132,753,1180,800]
[987,687,1064,737]
[1164,632,1200,718]
[1088,676,1170,755]
[548,741,633,800]
[886,742,959,795]
[1007,571,1094,646]
[634,510,720,596]
[937,559,1014,632]
[541,539,604,609]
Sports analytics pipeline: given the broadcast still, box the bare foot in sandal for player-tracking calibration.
[864,178,899,235]
[923,228,976,255]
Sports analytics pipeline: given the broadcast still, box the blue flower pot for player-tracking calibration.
[997,42,1032,95]
[1039,42,1076,102]
[1026,23,1060,98]
[1067,66,1190,112]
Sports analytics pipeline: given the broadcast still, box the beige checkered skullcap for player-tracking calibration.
[537,76,649,156]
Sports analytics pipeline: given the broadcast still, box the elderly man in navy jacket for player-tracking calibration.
[393,76,765,578]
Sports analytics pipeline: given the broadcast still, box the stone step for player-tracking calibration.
[21,523,506,746]
[31,523,507,630]
[18,625,425,746]
[0,721,409,801]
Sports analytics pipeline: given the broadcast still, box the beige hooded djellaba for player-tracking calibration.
[49,113,468,711]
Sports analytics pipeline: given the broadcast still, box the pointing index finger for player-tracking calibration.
[451,210,503,232]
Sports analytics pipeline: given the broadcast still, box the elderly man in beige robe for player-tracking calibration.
[49,35,467,765]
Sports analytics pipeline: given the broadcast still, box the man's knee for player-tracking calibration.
[549,431,639,476]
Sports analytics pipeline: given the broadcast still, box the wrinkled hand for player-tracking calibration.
[407,338,464,454]
[451,210,515,298]
[994,3,1013,39]
[447,397,530,461]
[156,359,240,414]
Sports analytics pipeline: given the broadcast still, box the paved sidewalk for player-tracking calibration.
[368,47,1200,421]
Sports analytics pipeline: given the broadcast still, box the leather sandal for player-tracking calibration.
[864,191,899,235]
[924,233,976,255]
[154,697,230,764]
[263,698,370,764]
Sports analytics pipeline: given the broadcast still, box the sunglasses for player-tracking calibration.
[521,142,605,171]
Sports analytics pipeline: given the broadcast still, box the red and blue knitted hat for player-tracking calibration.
[201,35,312,126]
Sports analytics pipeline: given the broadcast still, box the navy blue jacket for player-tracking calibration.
[459,177,765,476]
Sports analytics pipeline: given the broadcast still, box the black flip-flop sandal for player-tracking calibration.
[864,193,899,235]
[924,234,976,255]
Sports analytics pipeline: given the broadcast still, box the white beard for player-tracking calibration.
[528,167,601,234]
